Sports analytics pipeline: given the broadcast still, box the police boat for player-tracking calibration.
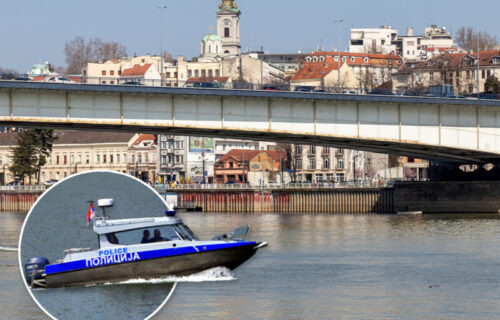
[24,199,267,288]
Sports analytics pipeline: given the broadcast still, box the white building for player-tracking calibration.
[350,25,457,61]
[349,26,398,54]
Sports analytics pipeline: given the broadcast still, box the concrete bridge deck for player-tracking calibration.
[1,81,500,163]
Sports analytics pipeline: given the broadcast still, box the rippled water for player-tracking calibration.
[0,212,45,319]
[2,211,499,319]
[158,213,500,320]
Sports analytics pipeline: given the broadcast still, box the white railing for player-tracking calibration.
[154,181,376,192]
[0,185,47,191]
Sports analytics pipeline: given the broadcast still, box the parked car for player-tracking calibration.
[294,86,315,92]
[121,81,143,86]
[43,179,59,186]
[7,180,24,186]
[47,77,76,84]
[312,89,328,93]
[262,85,280,91]
[192,82,222,88]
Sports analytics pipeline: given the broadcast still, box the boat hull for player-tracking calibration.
[45,242,261,288]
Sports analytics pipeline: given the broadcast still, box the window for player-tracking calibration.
[201,70,206,77]
[493,57,499,64]
[110,155,114,163]
[482,70,485,79]
[309,158,316,170]
[110,81,114,85]
[123,153,127,163]
[322,147,329,154]
[429,72,434,81]
[195,70,199,77]
[138,154,142,163]
[64,155,67,165]
[295,145,302,154]
[209,70,213,77]
[337,158,344,169]
[96,154,100,164]
[337,148,344,154]
[161,155,167,164]
[117,154,120,163]
[334,56,339,62]
[323,157,330,169]
[224,27,230,38]
[188,70,192,77]
[86,154,90,164]
[215,70,220,77]
[110,70,115,76]
[56,155,60,164]
[103,155,107,164]
[326,173,334,182]
[70,154,74,164]
[102,70,106,76]
[166,72,171,78]
[309,145,316,155]
[350,57,355,62]
[364,57,368,63]
[296,158,302,170]
[336,173,345,182]
[145,154,149,163]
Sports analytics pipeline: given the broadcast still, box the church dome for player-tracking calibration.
[202,33,221,43]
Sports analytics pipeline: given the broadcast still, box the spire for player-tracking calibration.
[218,0,240,13]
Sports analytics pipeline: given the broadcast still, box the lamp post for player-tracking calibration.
[158,5,167,87]
[334,19,343,93]
[477,36,480,99]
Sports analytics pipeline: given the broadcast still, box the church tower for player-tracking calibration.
[216,0,241,56]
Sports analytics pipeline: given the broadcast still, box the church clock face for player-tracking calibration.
[224,19,231,26]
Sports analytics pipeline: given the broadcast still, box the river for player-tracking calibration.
[1,211,499,319]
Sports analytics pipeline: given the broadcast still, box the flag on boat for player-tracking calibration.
[86,204,95,225]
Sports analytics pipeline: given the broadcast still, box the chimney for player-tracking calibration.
[407,27,414,37]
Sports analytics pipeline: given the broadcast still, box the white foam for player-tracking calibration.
[0,246,18,252]
[98,267,237,286]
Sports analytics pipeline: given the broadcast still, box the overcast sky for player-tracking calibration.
[1,0,499,72]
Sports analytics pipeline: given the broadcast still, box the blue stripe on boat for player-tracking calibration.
[45,241,256,275]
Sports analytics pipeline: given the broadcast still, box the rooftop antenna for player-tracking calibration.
[97,198,114,218]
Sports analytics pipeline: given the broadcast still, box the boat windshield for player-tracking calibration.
[106,224,197,246]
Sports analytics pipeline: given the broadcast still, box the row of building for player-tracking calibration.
[3,130,401,185]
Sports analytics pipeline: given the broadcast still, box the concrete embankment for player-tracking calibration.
[176,188,394,214]
[0,191,42,212]
[394,181,500,213]
[3,181,500,214]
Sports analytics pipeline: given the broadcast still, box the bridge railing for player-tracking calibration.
[15,77,500,100]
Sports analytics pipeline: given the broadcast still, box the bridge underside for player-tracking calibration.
[1,82,500,164]
[2,121,498,164]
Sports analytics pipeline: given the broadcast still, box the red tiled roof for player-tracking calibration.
[291,59,343,81]
[186,77,230,83]
[398,50,500,72]
[121,64,152,77]
[292,52,402,81]
[132,134,157,146]
[217,149,286,164]
[309,51,402,60]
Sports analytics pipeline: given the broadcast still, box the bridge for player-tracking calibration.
[1,81,500,163]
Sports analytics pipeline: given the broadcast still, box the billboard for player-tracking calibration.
[189,137,214,153]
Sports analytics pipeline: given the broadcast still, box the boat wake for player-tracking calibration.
[100,267,237,286]
[0,246,18,252]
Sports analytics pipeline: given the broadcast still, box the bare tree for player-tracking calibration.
[455,27,499,52]
[64,36,127,74]
[162,51,175,63]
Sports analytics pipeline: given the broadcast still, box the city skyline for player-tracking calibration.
[1,0,499,72]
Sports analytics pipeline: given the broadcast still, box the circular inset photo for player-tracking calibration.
[18,171,176,320]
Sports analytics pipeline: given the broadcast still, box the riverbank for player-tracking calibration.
[2,181,500,214]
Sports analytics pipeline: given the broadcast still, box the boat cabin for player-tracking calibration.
[93,217,199,248]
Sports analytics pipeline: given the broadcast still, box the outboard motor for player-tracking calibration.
[24,257,49,288]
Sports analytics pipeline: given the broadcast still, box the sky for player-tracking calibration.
[1,0,499,73]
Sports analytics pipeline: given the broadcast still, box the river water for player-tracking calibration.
[1,211,499,319]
